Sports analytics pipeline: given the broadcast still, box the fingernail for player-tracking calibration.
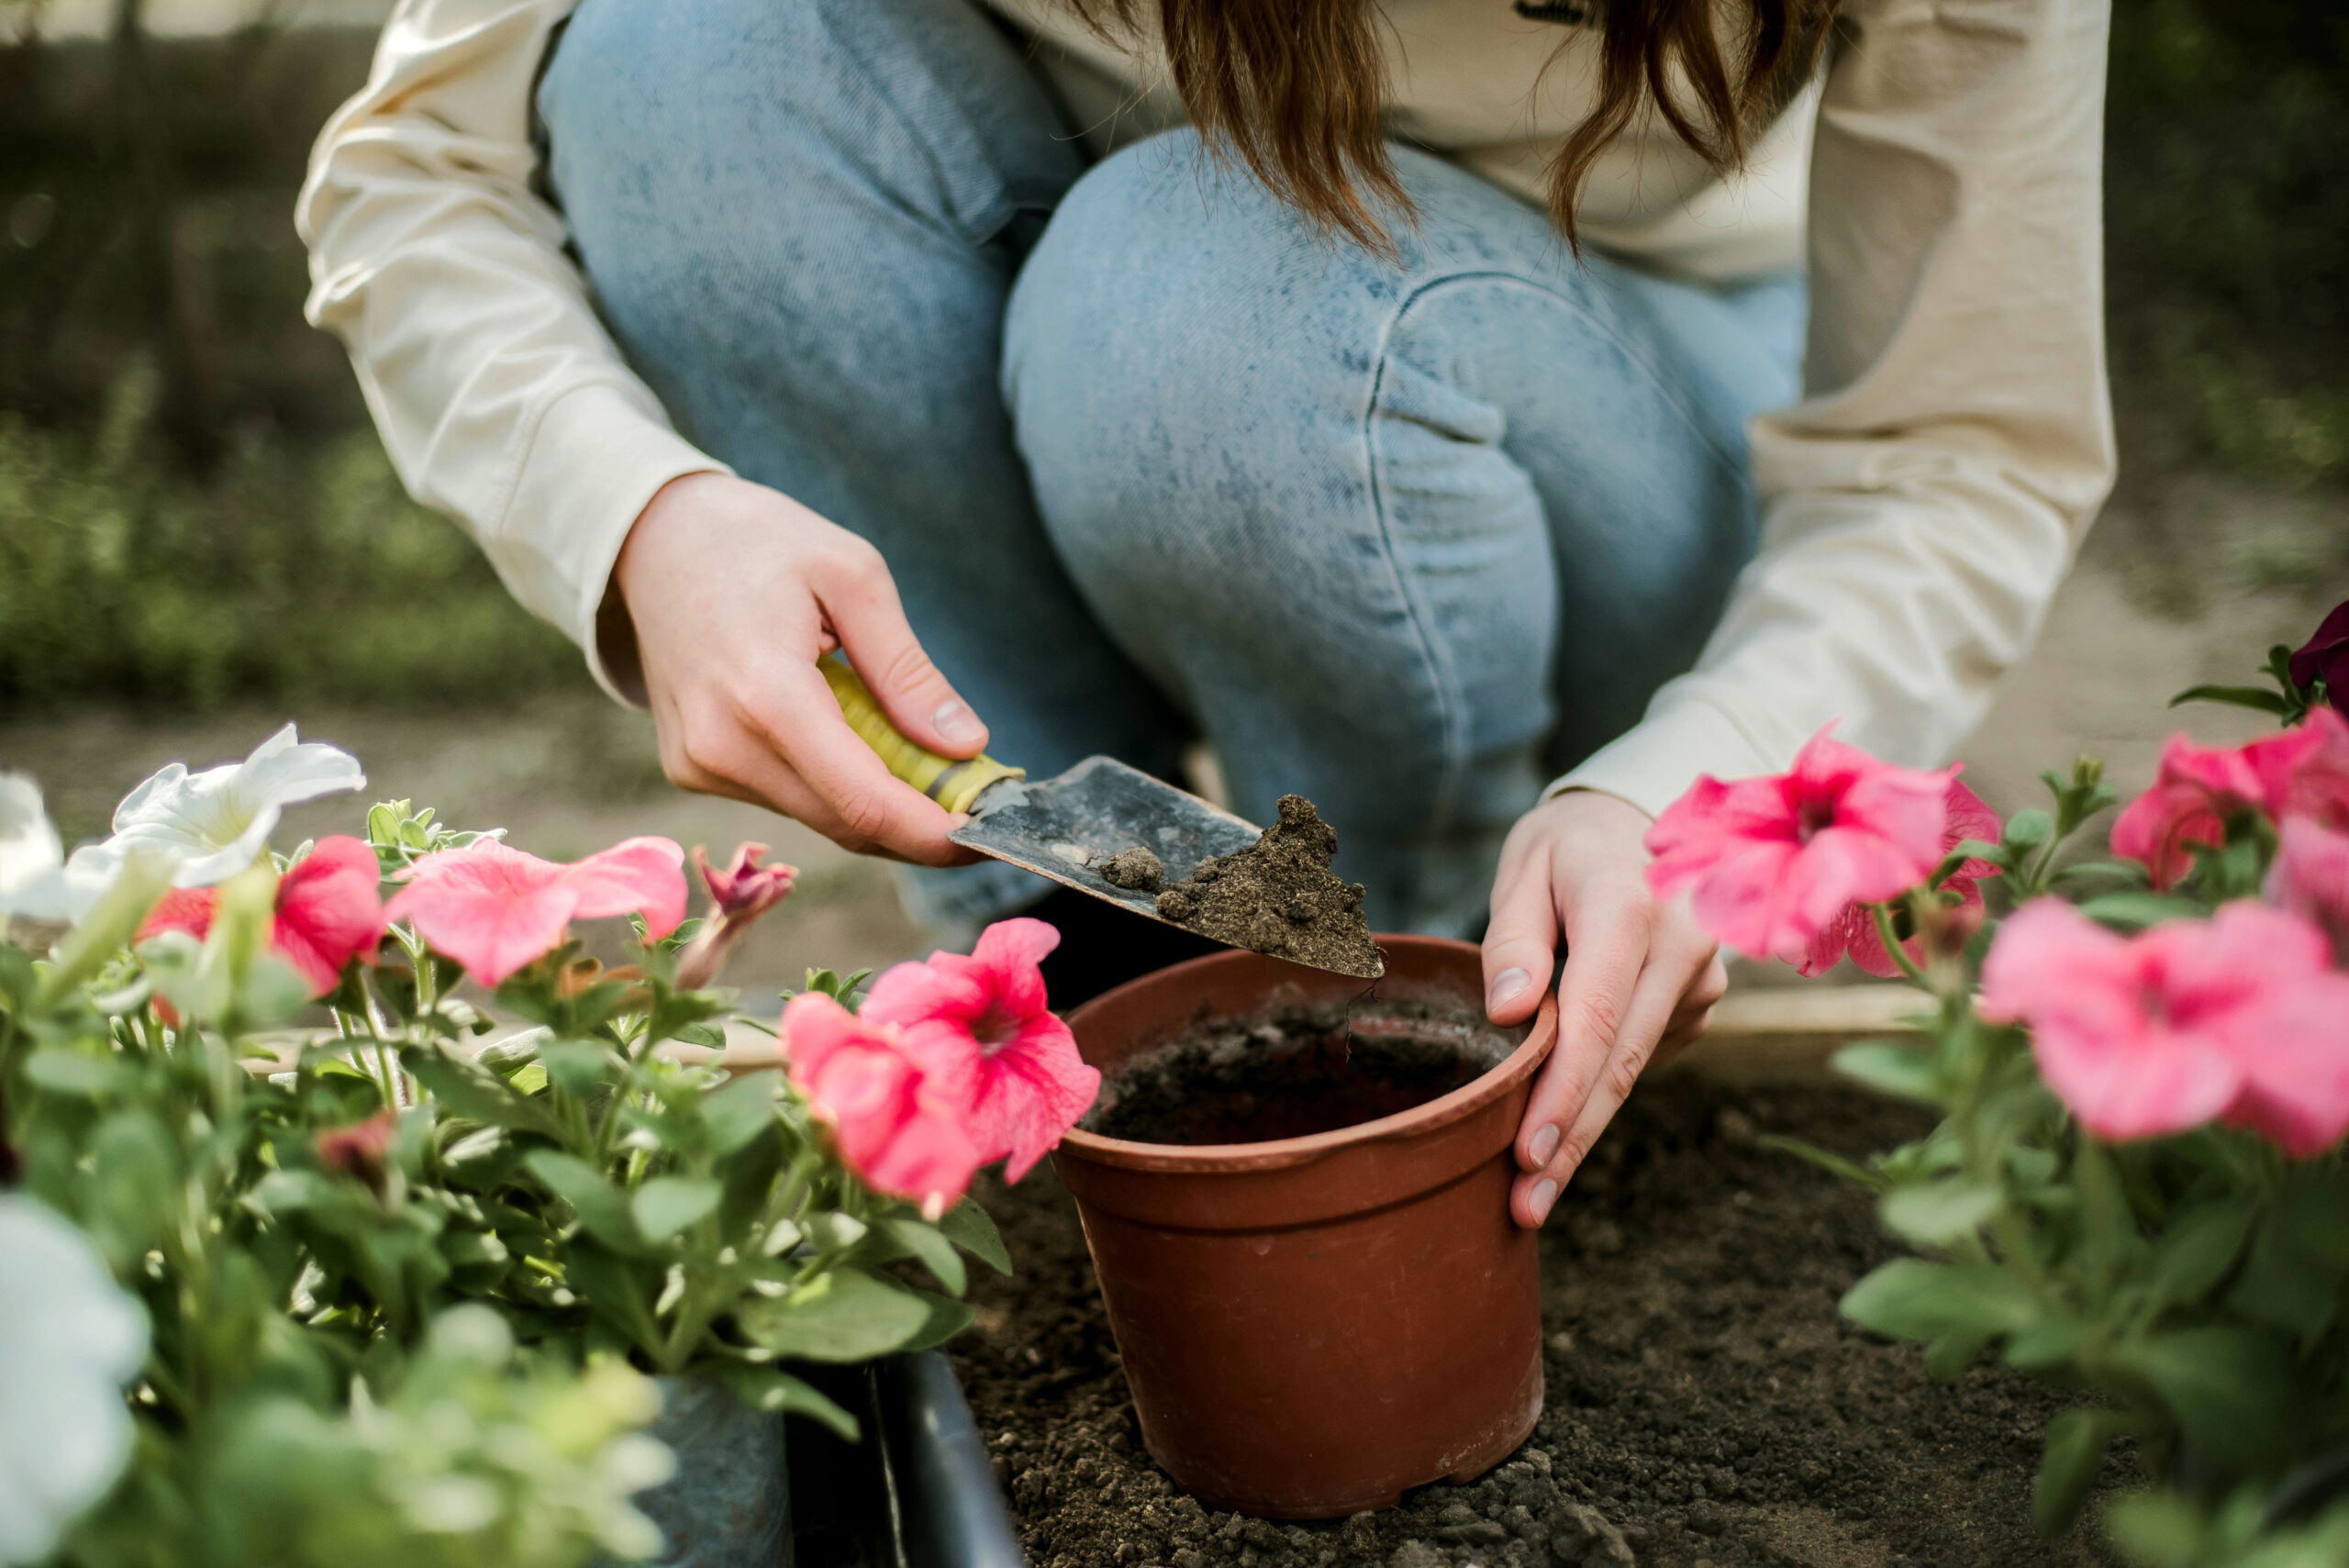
[1528,1123,1560,1167]
[933,699,981,744]
[1489,967,1531,1008]
[1528,1178,1559,1223]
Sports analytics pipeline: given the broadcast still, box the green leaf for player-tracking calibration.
[2069,1137,2144,1296]
[540,1040,618,1098]
[736,1268,935,1362]
[524,1151,647,1253]
[2076,893,2204,931]
[2034,1408,2132,1537]
[702,1073,782,1157]
[2002,809,2054,851]
[23,1050,130,1097]
[2140,1199,2254,1318]
[2168,684,2290,715]
[564,1241,664,1352]
[1829,1042,1943,1106]
[1841,1260,2037,1343]
[1880,1181,2002,1245]
[2225,1213,2347,1340]
[936,1199,1013,1274]
[2002,1314,2089,1373]
[631,1177,721,1245]
[405,1049,565,1140]
[2101,1495,2208,1568]
[2107,1326,2293,1472]
[881,1218,967,1296]
[1757,1133,1888,1191]
[1922,1329,1990,1381]
[898,1289,977,1353]
[711,1365,861,1441]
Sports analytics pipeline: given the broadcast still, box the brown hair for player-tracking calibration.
[1069,0,1836,251]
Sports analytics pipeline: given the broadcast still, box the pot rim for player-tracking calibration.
[1057,935,1558,1174]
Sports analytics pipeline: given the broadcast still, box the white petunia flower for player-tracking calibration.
[105,723,364,890]
[0,1195,150,1565]
[0,774,64,915]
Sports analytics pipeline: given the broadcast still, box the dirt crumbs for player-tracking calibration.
[1102,848,1167,891]
[953,1073,2132,1568]
[1149,795,1381,978]
[1082,997,1517,1146]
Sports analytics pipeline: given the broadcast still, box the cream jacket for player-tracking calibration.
[298,0,2115,819]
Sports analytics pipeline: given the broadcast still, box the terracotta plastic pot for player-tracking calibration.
[1053,936,1558,1519]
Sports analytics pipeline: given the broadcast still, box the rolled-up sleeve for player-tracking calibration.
[1555,0,2117,813]
[296,0,726,705]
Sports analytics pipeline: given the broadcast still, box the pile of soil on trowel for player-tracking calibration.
[1109,795,1381,977]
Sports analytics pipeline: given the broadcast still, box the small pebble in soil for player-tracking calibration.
[1100,846,1166,892]
[1152,795,1380,977]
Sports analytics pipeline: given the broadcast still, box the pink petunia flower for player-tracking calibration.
[2269,817,2349,965]
[1800,780,2003,978]
[861,918,1100,1183]
[138,834,386,997]
[673,844,799,990]
[1645,725,1957,966]
[2110,708,2349,888]
[384,837,685,987]
[781,992,981,1218]
[1981,899,2349,1157]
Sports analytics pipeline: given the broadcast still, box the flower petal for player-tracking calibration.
[965,1012,1100,1182]
[560,836,687,938]
[272,837,387,995]
[385,840,577,986]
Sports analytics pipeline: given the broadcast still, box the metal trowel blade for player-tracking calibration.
[946,757,1378,980]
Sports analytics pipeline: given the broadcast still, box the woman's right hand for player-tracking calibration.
[607,472,988,866]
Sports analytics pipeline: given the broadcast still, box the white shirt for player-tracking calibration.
[298,0,2115,817]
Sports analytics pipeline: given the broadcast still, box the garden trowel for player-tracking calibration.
[822,660,1380,980]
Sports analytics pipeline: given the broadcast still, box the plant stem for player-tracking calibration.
[1871,903,1932,988]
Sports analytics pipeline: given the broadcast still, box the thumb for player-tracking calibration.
[811,546,989,760]
[1482,847,1559,1026]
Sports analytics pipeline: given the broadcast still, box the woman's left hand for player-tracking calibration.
[1481,790,1728,1229]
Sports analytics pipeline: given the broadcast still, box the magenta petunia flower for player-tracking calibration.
[1981,899,2349,1157]
[861,917,1101,1182]
[139,834,386,996]
[384,837,685,986]
[781,992,981,1218]
[694,842,796,920]
[1800,779,2003,978]
[2110,708,2349,888]
[1645,725,1957,966]
[2289,599,2349,719]
[2269,817,2349,966]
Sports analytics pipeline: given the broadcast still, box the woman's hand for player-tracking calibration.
[1482,790,1728,1228]
[607,472,985,866]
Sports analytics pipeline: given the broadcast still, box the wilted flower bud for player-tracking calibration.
[674,845,798,991]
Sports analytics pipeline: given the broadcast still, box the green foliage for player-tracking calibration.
[0,370,585,713]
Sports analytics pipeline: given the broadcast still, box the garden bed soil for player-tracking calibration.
[953,1073,2132,1568]
[1080,995,1516,1145]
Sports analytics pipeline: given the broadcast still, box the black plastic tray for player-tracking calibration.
[788,1353,1024,1568]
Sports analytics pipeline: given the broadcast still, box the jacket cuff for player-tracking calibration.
[1542,695,1786,820]
[493,381,731,708]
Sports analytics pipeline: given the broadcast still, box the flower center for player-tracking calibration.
[973,1006,1019,1054]
[1796,799,1837,844]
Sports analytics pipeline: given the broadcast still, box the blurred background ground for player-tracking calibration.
[1,0,2345,1001]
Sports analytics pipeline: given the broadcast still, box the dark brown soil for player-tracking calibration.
[954,1073,2132,1568]
[1151,796,1382,979]
[1082,996,1518,1146]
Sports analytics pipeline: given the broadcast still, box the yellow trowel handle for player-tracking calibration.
[821,657,1024,816]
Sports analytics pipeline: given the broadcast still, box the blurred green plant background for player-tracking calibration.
[0,0,2343,716]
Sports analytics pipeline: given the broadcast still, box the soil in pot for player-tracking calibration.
[1079,995,1515,1146]
[954,1073,2135,1568]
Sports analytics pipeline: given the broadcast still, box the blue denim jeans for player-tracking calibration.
[539,0,1802,938]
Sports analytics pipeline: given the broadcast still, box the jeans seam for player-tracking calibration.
[1359,267,1755,847]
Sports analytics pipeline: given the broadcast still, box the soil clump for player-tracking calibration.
[1101,847,1167,891]
[1148,795,1381,978]
[954,1073,2132,1568]
[1083,996,1517,1146]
